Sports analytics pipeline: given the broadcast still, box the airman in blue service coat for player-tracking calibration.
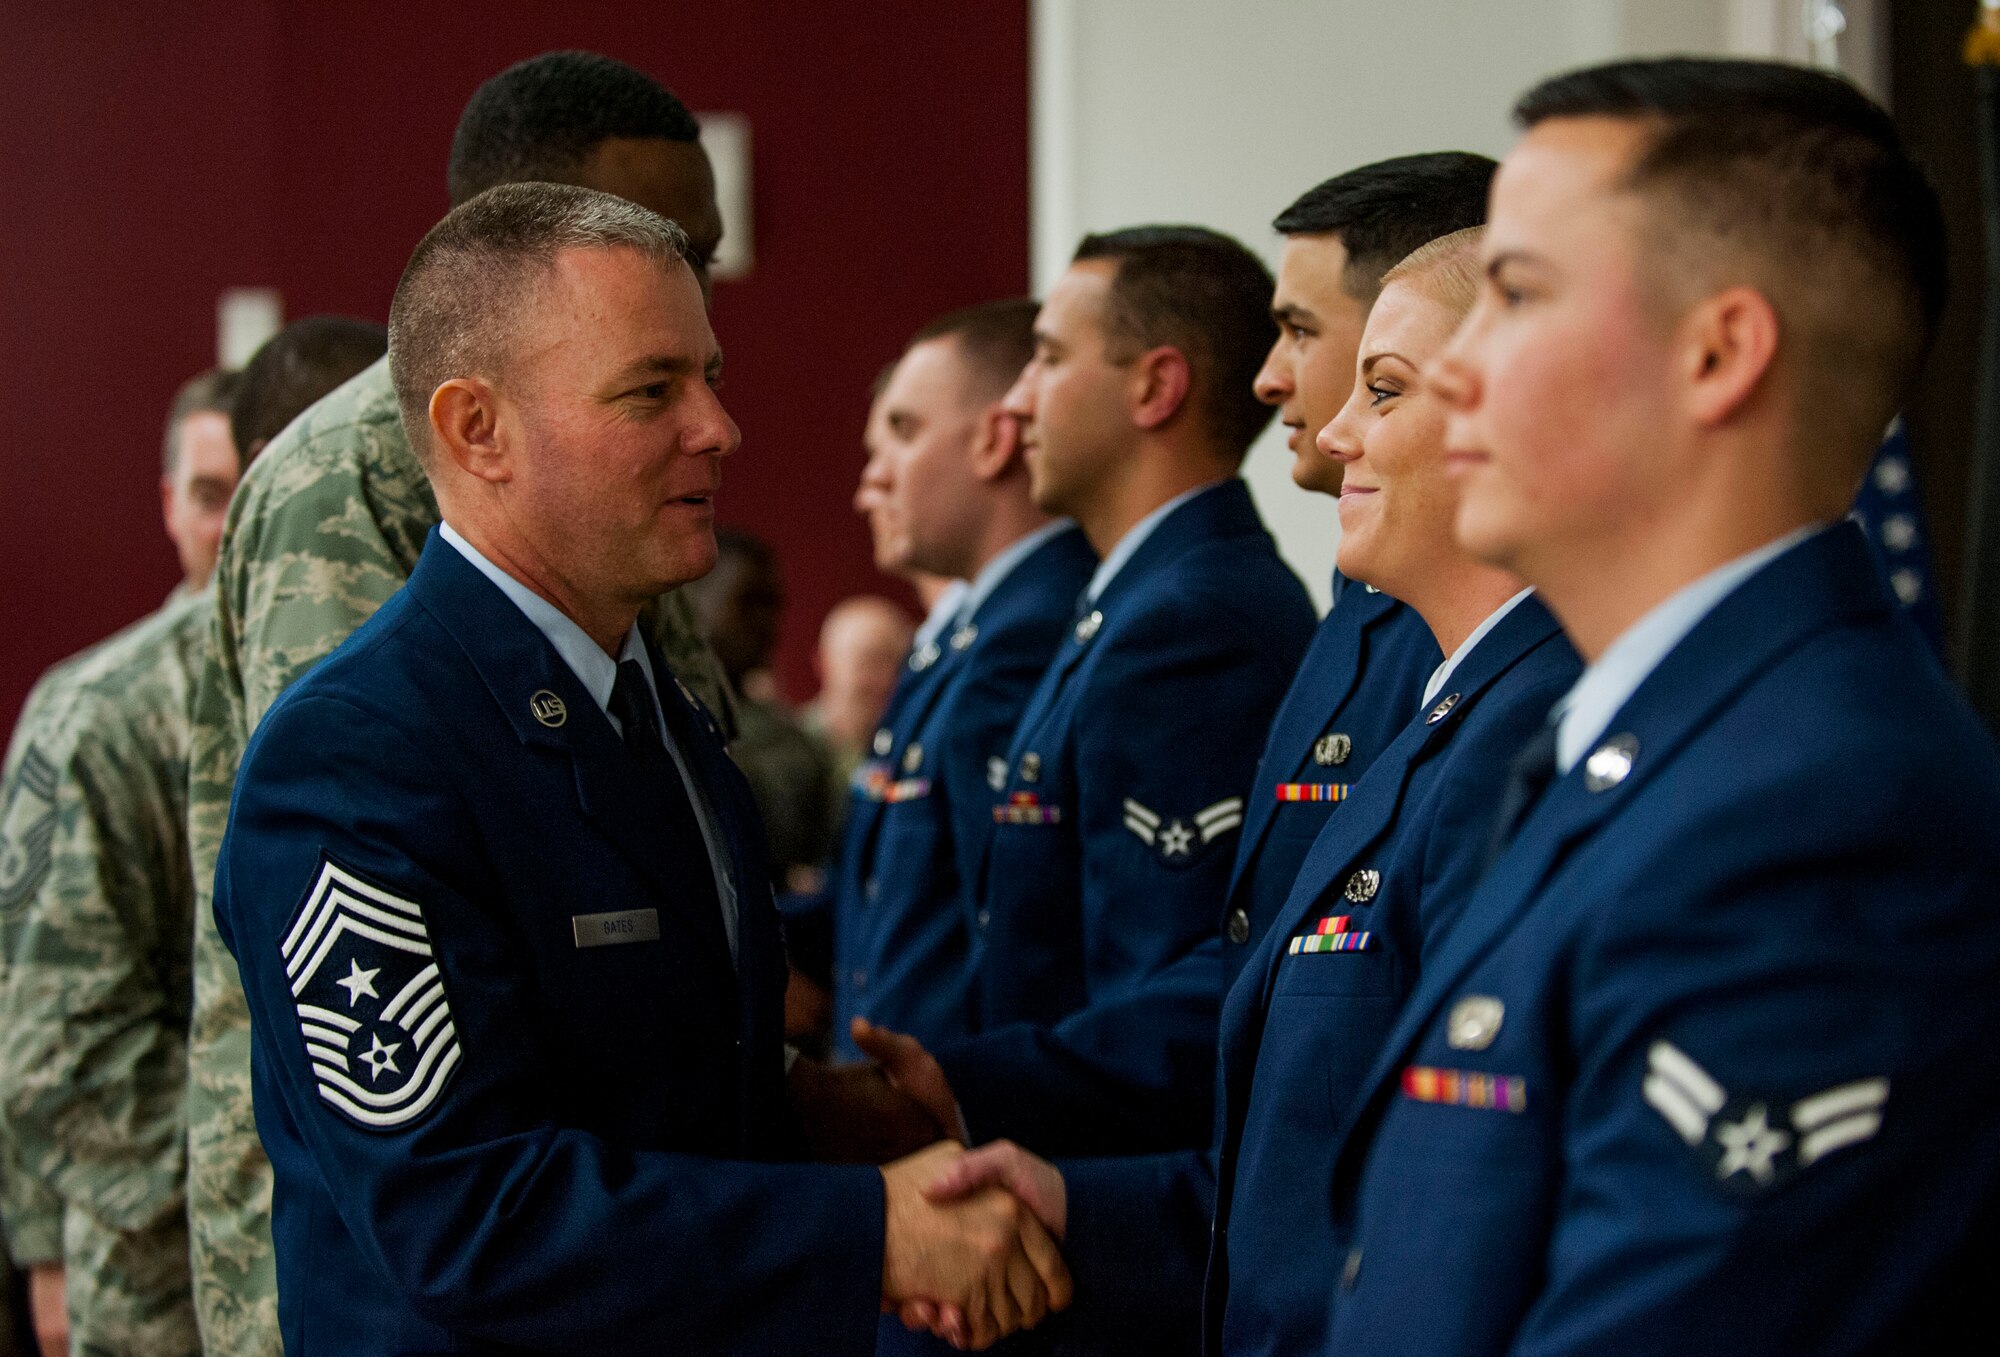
[1216,576,1438,994]
[834,522,1095,1058]
[1323,528,2000,1356]
[217,533,886,1355]
[935,477,1314,1156]
[1314,58,2000,1355]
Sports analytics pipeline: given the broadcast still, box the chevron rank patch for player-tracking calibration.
[281,856,462,1132]
[1642,1040,1889,1194]
[1122,796,1244,868]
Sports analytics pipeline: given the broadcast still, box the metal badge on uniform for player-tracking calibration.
[529,690,568,728]
[1447,996,1505,1050]
[1343,869,1380,904]
[1074,610,1103,644]
[950,623,979,652]
[1122,796,1244,867]
[872,728,894,757]
[909,641,941,672]
[1019,752,1042,783]
[987,756,1009,792]
[1313,732,1353,767]
[1425,692,1461,725]
[572,908,662,948]
[902,743,925,774]
[281,855,462,1131]
[1584,734,1638,792]
[1642,1040,1889,1195]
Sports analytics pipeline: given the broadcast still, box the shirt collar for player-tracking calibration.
[1421,587,1534,709]
[957,520,1075,625]
[1085,480,1226,604]
[439,521,653,718]
[1553,522,1828,773]
[913,579,971,653]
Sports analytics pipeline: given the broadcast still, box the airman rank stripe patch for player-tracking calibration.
[281,856,461,1132]
[1275,783,1348,803]
[1401,1065,1527,1113]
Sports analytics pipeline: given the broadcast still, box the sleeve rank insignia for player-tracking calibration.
[0,743,58,915]
[281,856,463,1132]
[1642,1040,1889,1193]
[1121,796,1245,866]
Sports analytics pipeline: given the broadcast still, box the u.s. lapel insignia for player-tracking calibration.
[872,728,894,757]
[1074,610,1104,644]
[1343,869,1380,903]
[1313,732,1352,766]
[909,640,942,672]
[1641,1040,1890,1195]
[1425,692,1461,725]
[1019,752,1042,783]
[950,623,979,651]
[528,690,567,728]
[282,856,461,1131]
[987,756,1009,792]
[902,742,925,774]
[1447,996,1505,1050]
[1584,734,1638,792]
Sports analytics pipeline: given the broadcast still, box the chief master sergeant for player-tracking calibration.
[215,183,1070,1355]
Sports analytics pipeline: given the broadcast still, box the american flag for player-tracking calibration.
[1851,419,1946,658]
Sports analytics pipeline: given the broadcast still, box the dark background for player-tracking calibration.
[0,2,1031,725]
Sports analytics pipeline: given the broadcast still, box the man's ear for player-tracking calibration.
[429,378,508,484]
[1680,286,1779,430]
[1129,346,1193,431]
[966,402,1023,482]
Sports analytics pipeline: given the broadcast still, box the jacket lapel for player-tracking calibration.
[1329,527,1891,1169]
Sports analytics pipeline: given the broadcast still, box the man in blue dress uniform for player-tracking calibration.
[1221,152,1494,993]
[214,184,1070,1355]
[830,300,1096,1060]
[1311,59,2000,1354]
[856,227,1317,1162]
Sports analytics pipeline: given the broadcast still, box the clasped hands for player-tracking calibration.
[788,1020,1071,1350]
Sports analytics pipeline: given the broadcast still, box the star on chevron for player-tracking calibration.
[1714,1104,1791,1184]
[336,958,381,1008]
[359,1032,402,1083]
[1159,821,1195,858]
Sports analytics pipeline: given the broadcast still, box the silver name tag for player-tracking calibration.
[572,908,662,948]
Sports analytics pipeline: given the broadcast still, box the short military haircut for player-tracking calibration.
[230,316,388,459]
[447,51,701,206]
[1273,153,1497,303]
[1072,226,1278,461]
[1380,226,1487,321]
[907,298,1038,401]
[163,368,240,476]
[1515,57,1947,446]
[388,182,689,464]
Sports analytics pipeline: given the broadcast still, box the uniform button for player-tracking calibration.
[977,909,991,929]
[1225,908,1251,945]
[1340,1247,1362,1291]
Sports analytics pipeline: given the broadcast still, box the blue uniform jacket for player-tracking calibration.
[935,478,1316,1156]
[1056,596,1578,1357]
[1217,577,1440,994]
[1324,524,2000,1356]
[215,533,884,1356]
[831,526,1097,1060]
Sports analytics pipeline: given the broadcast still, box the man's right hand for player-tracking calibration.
[27,1262,66,1357]
[881,1141,1073,1350]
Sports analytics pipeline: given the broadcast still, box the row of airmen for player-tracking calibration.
[0,44,1995,1357]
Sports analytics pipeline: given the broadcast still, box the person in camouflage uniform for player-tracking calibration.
[181,52,735,1357]
[0,369,244,1357]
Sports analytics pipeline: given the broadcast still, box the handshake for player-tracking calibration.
[789,1020,1072,1350]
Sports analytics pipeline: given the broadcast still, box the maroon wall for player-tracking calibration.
[0,3,1029,725]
